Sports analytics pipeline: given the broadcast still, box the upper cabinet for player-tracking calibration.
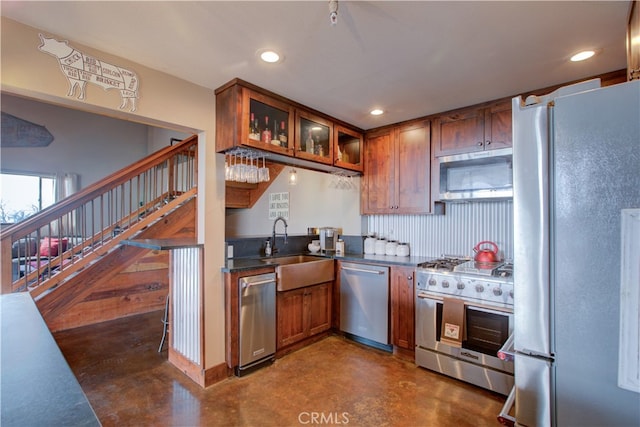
[362,120,435,214]
[433,100,512,157]
[334,125,363,172]
[295,110,333,165]
[216,84,294,156]
[245,92,294,155]
[215,79,363,173]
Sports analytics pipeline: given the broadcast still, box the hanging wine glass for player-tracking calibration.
[237,153,246,182]
[253,155,260,183]
[225,153,232,181]
[259,156,270,182]
[249,155,258,183]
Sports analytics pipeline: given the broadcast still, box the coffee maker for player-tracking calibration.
[319,227,339,252]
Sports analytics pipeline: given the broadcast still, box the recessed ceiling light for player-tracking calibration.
[570,50,595,62]
[370,109,384,116]
[259,50,281,63]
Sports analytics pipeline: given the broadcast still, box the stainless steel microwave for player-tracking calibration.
[436,147,513,202]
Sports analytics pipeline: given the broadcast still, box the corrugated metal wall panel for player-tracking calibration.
[171,247,202,365]
[366,201,513,259]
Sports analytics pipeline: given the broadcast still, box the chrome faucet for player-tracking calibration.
[271,216,288,255]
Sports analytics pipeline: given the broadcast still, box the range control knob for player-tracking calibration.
[442,280,450,288]
[457,281,465,290]
[475,284,485,293]
[493,287,503,296]
[428,278,437,287]
[509,290,514,299]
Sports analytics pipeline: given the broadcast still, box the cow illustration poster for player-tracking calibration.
[38,34,139,112]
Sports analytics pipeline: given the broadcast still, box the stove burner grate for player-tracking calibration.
[419,257,470,272]
[492,262,513,278]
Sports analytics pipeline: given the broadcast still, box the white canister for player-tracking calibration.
[374,238,387,255]
[364,236,376,254]
[385,240,398,256]
[396,243,410,257]
[336,239,345,255]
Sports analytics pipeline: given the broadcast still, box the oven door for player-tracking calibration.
[416,292,514,374]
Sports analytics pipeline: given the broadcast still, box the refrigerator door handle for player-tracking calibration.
[498,333,515,362]
[497,386,516,427]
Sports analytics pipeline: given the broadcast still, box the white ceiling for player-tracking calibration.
[1,1,630,130]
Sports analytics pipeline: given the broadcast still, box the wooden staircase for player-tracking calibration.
[1,136,198,331]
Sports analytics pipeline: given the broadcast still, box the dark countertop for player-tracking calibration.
[1,293,100,427]
[222,252,434,273]
[123,238,202,250]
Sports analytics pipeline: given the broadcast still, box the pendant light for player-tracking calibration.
[289,168,297,186]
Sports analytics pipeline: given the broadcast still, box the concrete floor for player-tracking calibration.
[54,311,505,427]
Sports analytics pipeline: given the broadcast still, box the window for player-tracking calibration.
[0,172,56,224]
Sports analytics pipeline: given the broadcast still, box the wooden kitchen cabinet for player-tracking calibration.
[362,120,433,214]
[390,266,415,351]
[216,81,294,156]
[215,79,364,173]
[277,287,306,347]
[307,282,332,336]
[334,125,363,172]
[433,100,512,157]
[277,282,331,349]
[294,110,333,165]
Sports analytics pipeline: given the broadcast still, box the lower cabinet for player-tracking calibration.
[277,282,332,349]
[390,266,415,350]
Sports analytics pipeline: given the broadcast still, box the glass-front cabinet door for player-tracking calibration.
[334,125,363,172]
[295,111,333,165]
[242,89,294,155]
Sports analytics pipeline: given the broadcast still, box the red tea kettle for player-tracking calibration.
[473,241,500,263]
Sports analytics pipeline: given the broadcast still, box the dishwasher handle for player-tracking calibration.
[241,278,275,289]
[341,266,386,275]
[240,273,276,290]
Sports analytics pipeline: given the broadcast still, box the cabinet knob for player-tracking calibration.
[477,141,483,146]
[485,140,491,146]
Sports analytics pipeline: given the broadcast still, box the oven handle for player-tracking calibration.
[416,292,514,315]
[497,385,516,427]
[497,333,515,362]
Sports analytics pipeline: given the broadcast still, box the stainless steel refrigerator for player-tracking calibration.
[512,79,640,426]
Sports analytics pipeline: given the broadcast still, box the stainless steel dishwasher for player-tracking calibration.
[237,272,276,376]
[339,262,391,351]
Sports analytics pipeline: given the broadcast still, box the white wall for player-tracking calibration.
[1,95,193,188]
[146,127,191,153]
[226,168,362,237]
[1,94,148,188]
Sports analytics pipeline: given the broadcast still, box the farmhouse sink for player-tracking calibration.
[260,255,334,291]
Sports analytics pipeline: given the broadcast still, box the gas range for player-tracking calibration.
[416,256,514,310]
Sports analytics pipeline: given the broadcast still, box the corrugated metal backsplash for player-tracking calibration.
[366,201,513,260]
